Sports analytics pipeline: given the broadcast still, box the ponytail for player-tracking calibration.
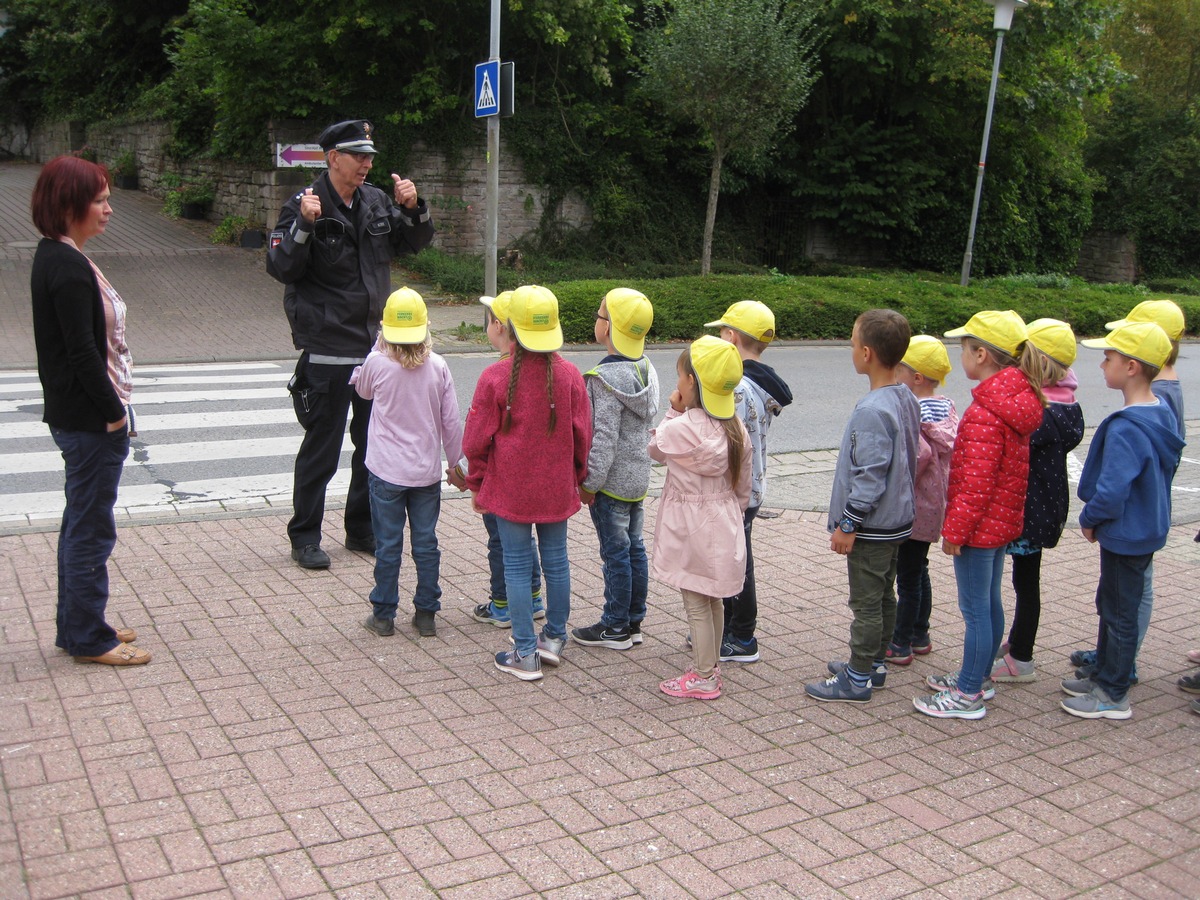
[1014,341,1049,408]
[721,417,746,491]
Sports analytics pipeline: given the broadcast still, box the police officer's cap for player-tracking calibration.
[317,119,377,155]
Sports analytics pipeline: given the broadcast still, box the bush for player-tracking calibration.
[211,215,251,245]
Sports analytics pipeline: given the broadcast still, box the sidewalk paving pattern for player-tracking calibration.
[1,162,1198,898]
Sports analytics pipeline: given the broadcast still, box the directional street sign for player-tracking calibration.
[475,60,500,118]
[275,143,326,168]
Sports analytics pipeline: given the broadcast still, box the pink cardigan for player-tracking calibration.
[462,353,592,523]
[649,408,752,597]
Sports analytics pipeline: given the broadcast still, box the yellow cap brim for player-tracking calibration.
[513,324,563,353]
[699,390,735,420]
[382,323,428,344]
[610,329,645,359]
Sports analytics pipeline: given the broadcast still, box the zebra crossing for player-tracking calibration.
[0,361,344,530]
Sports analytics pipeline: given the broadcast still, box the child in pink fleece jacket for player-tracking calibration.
[650,336,751,700]
[462,285,592,682]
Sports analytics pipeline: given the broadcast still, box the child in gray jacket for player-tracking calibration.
[572,289,660,650]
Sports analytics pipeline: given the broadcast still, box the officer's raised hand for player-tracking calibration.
[299,188,322,224]
[392,174,418,210]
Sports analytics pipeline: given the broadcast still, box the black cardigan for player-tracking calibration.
[31,238,125,431]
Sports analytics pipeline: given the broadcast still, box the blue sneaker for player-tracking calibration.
[472,601,511,628]
[827,660,886,688]
[532,593,546,621]
[1070,648,1097,668]
[719,635,760,663]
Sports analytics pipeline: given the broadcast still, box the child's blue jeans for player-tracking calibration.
[589,494,648,633]
[483,512,541,602]
[1094,548,1151,702]
[953,545,1006,695]
[368,475,441,618]
[495,517,570,658]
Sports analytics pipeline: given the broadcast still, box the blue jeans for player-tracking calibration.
[368,475,442,618]
[893,539,932,647]
[483,512,541,602]
[953,545,1006,695]
[589,494,648,632]
[1094,549,1151,702]
[495,517,570,657]
[51,426,129,656]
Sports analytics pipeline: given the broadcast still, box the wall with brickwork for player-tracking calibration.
[1075,231,1137,283]
[15,119,590,256]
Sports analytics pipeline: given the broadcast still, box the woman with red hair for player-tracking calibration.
[31,154,151,665]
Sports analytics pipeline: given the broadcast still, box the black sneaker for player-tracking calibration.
[345,534,376,554]
[571,622,633,650]
[629,621,643,645]
[412,609,437,637]
[719,635,759,663]
[362,614,394,637]
[291,544,330,569]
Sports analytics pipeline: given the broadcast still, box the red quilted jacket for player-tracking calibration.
[941,366,1045,548]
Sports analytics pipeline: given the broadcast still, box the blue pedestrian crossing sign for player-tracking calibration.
[475,61,500,118]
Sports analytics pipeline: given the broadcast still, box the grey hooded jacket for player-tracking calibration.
[582,355,660,501]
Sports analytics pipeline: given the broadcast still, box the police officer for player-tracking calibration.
[268,119,435,569]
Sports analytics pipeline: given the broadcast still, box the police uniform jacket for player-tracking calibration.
[267,171,434,357]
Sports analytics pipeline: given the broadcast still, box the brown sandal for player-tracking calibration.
[76,643,152,666]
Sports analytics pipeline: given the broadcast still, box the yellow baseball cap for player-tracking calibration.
[689,335,743,420]
[508,284,563,353]
[480,290,515,322]
[901,336,952,383]
[1082,321,1172,368]
[1026,318,1077,366]
[605,288,654,358]
[944,309,1028,357]
[705,300,776,343]
[381,287,428,344]
[1106,299,1184,341]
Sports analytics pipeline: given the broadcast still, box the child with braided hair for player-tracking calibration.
[462,285,593,681]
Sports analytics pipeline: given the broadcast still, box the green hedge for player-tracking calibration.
[542,275,1200,345]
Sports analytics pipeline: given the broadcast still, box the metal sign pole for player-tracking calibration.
[485,0,501,298]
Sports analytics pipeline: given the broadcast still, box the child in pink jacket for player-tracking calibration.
[888,336,958,664]
[649,336,751,700]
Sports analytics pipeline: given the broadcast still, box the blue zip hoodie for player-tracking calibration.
[1077,402,1185,555]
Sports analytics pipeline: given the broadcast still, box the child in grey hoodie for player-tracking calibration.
[572,289,660,650]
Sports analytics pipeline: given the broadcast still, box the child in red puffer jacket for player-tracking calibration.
[913,310,1046,721]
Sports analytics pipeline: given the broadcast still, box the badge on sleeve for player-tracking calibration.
[270,231,284,249]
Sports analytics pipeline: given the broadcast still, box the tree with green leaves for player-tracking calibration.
[638,0,822,275]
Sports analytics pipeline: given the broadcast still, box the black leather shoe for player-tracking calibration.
[291,543,330,569]
[362,614,395,637]
[345,534,376,554]
[412,609,437,637]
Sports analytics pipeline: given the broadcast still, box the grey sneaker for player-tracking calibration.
[1190,698,1200,716]
[805,667,872,703]
[1061,686,1131,720]
[913,688,987,720]
[494,648,543,681]
[990,653,1037,683]
[926,672,995,700]
[1061,676,1095,697]
[1075,663,1138,685]
[509,631,567,667]
[362,614,394,637]
[827,659,887,688]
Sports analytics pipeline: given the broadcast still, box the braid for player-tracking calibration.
[502,341,524,434]
[545,352,557,434]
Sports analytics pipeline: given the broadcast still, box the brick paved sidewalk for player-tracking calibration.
[3,498,1198,898]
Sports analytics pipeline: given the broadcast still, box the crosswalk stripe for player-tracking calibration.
[3,408,301,441]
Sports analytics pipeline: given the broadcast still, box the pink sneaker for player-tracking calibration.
[660,669,721,699]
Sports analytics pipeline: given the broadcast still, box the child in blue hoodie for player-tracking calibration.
[1063,322,1185,720]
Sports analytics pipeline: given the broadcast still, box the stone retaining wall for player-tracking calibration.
[18,119,591,255]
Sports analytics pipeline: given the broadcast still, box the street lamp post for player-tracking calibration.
[960,0,1028,287]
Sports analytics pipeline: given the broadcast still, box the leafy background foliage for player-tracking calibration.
[0,0,1194,278]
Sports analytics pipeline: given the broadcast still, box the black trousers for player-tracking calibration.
[1005,550,1042,662]
[287,359,373,548]
[723,506,758,640]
